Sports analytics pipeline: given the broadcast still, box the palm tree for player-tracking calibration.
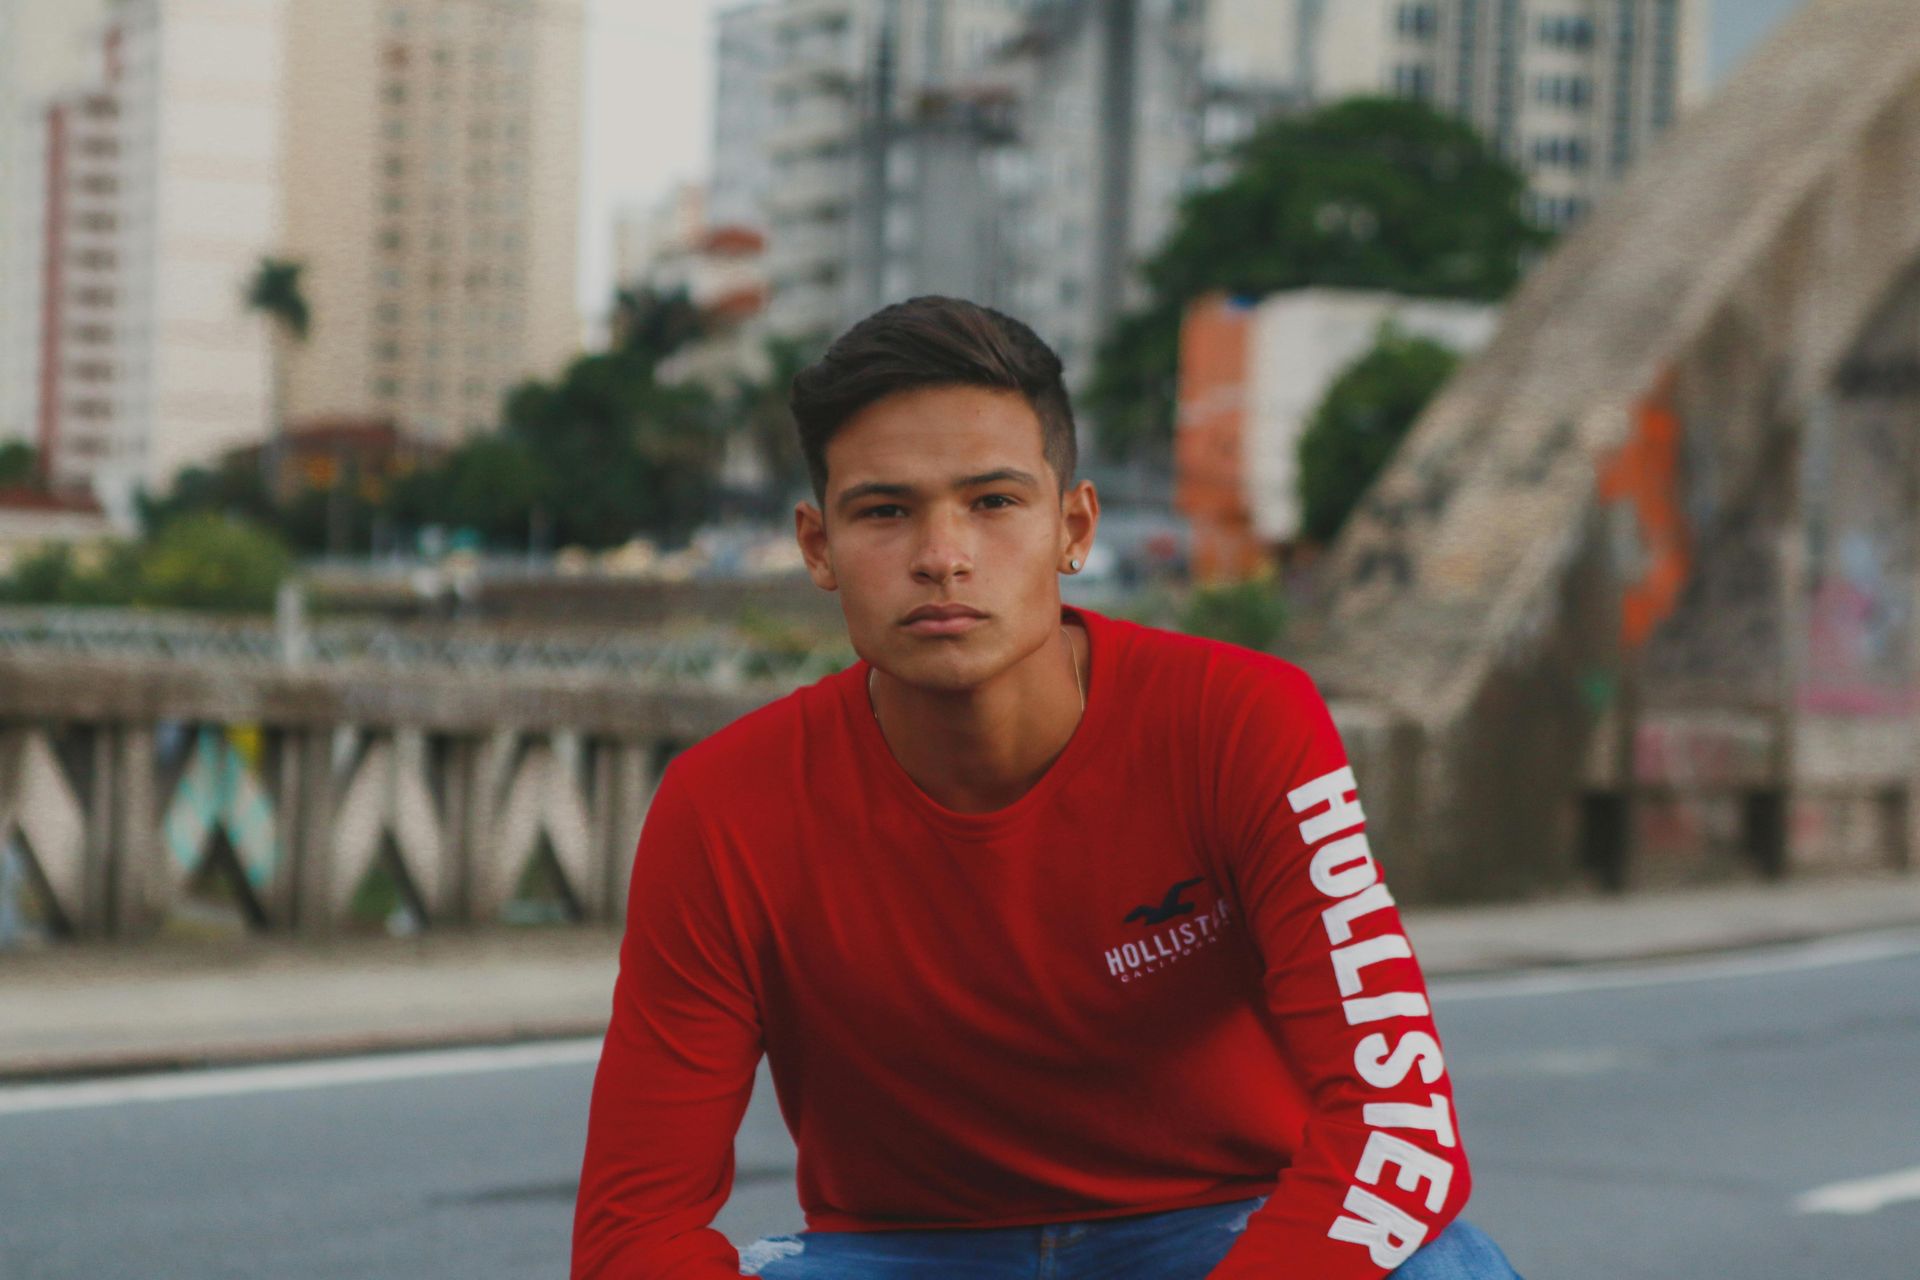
[730,334,818,509]
[244,257,311,504]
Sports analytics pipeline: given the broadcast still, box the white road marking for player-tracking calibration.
[5,930,1918,1114]
[1469,1046,1654,1079]
[0,1037,603,1117]
[1430,929,1920,1003]
[1795,1165,1920,1215]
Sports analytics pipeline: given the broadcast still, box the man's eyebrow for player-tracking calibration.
[834,468,1042,511]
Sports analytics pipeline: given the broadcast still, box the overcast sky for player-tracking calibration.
[1709,0,1808,83]
[577,0,1813,324]
[576,0,720,326]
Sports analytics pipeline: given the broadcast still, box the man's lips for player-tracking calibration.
[900,605,987,634]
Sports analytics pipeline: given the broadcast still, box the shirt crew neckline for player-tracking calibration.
[843,603,1117,841]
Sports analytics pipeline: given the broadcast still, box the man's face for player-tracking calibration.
[794,383,1098,693]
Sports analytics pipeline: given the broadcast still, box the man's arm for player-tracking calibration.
[1205,659,1471,1280]
[572,760,764,1279]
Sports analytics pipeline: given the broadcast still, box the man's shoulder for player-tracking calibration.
[1105,609,1318,707]
[665,663,851,797]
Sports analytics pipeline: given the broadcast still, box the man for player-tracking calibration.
[572,296,1524,1279]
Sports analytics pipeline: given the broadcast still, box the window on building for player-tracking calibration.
[1651,0,1679,129]
[1392,62,1435,101]
[1530,135,1591,169]
[1397,3,1438,38]
[1535,74,1592,109]
[1538,15,1596,49]
[375,377,400,399]
[1528,194,1591,227]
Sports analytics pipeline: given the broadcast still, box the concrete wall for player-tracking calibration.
[1290,0,1920,901]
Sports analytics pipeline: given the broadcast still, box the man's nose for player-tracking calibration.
[909,506,973,582]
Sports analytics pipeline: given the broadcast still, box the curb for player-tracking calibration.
[0,1017,609,1086]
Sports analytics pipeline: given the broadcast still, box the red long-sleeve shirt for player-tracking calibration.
[573,603,1470,1278]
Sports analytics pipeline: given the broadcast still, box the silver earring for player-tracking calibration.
[1068,558,1081,572]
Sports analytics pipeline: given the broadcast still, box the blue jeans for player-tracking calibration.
[738,1195,1523,1278]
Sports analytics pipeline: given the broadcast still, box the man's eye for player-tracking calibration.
[860,505,903,518]
[978,494,1016,509]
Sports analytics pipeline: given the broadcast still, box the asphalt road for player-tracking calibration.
[2,932,1916,1279]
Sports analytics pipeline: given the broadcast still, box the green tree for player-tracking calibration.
[1176,578,1289,653]
[727,334,821,510]
[390,433,553,547]
[133,512,294,612]
[243,256,312,503]
[0,441,35,487]
[611,284,706,363]
[1297,324,1461,543]
[137,456,278,537]
[1087,96,1545,464]
[500,351,724,549]
[0,515,288,613]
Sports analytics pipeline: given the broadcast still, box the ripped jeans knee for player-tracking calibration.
[737,1233,806,1277]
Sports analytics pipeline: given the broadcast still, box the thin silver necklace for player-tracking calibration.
[867,625,1084,724]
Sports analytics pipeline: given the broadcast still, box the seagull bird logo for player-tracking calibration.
[1124,878,1207,927]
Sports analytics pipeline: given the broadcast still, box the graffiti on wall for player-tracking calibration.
[1800,307,1920,715]
[1597,373,1693,651]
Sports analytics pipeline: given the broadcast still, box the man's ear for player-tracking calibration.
[1060,478,1100,570]
[795,500,838,592]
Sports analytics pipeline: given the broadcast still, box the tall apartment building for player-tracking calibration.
[711,2,780,233]
[6,0,586,512]
[281,0,585,446]
[983,0,1211,388]
[0,0,116,463]
[4,0,280,512]
[721,0,1706,407]
[1301,0,1710,227]
[744,0,1029,342]
[31,78,129,497]
[113,0,287,506]
[716,0,1332,382]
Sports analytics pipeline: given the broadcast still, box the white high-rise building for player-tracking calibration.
[0,0,116,465]
[1276,1,1712,228]
[3,0,276,512]
[743,0,1029,342]
[111,0,288,506]
[8,0,588,512]
[280,0,586,446]
[711,1,780,233]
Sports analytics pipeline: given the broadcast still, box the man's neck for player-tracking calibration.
[871,616,1088,814]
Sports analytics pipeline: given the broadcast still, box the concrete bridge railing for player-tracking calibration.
[0,648,776,942]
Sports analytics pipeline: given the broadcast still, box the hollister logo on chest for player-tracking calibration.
[1102,876,1234,982]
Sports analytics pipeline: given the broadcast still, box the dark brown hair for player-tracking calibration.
[789,295,1077,507]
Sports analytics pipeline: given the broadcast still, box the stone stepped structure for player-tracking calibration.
[1292,0,1920,900]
